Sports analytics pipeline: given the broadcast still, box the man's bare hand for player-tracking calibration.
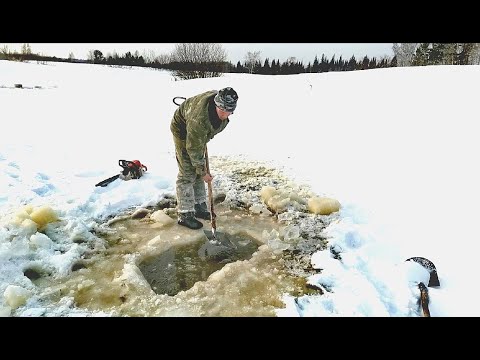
[203,173,213,183]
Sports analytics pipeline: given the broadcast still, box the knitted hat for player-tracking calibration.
[214,87,238,112]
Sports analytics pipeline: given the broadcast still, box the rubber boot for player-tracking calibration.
[178,211,203,230]
[194,202,211,220]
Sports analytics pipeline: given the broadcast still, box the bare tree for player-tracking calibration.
[155,53,172,65]
[457,43,480,65]
[87,50,95,63]
[392,43,418,66]
[1,44,10,55]
[442,43,458,65]
[471,43,480,65]
[170,43,227,79]
[0,44,9,60]
[142,49,157,64]
[21,43,32,55]
[68,52,75,61]
[244,51,261,74]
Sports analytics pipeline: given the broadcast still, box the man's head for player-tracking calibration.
[214,87,238,113]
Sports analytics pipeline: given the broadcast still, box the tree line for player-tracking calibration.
[2,43,479,80]
[392,43,480,66]
[81,45,399,75]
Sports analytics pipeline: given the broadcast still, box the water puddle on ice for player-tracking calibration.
[37,207,316,316]
[139,232,259,296]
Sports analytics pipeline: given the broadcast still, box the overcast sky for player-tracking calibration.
[4,43,394,64]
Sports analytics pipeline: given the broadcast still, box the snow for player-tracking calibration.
[1,59,479,316]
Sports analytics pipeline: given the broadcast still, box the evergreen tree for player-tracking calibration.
[362,55,369,70]
[320,54,328,72]
[272,59,282,75]
[312,55,320,72]
[429,43,446,65]
[412,43,430,66]
[235,61,242,73]
[347,55,356,71]
[390,55,398,67]
[262,58,270,74]
[442,43,457,64]
[457,43,475,65]
[329,55,335,72]
[337,55,343,71]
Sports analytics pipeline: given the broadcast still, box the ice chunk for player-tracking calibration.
[267,238,290,253]
[4,285,31,309]
[150,210,175,226]
[0,306,12,317]
[262,229,280,242]
[308,197,341,215]
[260,186,277,203]
[283,225,300,243]
[131,208,150,219]
[30,232,53,249]
[30,205,58,227]
[147,235,163,247]
[278,211,294,222]
[249,204,264,214]
[21,218,38,234]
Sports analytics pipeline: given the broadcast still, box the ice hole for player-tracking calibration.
[138,233,259,296]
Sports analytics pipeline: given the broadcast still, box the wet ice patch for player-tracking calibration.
[139,233,259,296]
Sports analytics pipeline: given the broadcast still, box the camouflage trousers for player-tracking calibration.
[173,136,207,213]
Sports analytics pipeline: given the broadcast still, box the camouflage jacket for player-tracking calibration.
[170,90,230,176]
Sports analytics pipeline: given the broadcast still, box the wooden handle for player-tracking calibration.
[205,146,216,231]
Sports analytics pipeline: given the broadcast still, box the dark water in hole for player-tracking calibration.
[139,233,259,296]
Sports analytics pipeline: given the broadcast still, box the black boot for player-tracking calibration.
[178,211,203,230]
[194,202,211,220]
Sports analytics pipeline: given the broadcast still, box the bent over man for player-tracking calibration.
[170,87,239,229]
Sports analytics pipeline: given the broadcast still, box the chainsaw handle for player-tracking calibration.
[119,160,147,172]
[119,159,132,168]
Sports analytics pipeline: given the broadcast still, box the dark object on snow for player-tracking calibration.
[117,160,147,180]
[406,257,440,287]
[95,159,147,187]
[95,174,120,187]
[418,282,430,317]
[173,96,186,106]
[213,193,227,205]
[330,245,342,260]
[14,84,23,88]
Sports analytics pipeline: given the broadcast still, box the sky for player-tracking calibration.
[3,43,394,64]
[1,59,479,317]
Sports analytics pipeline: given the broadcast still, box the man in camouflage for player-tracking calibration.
[170,87,239,229]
